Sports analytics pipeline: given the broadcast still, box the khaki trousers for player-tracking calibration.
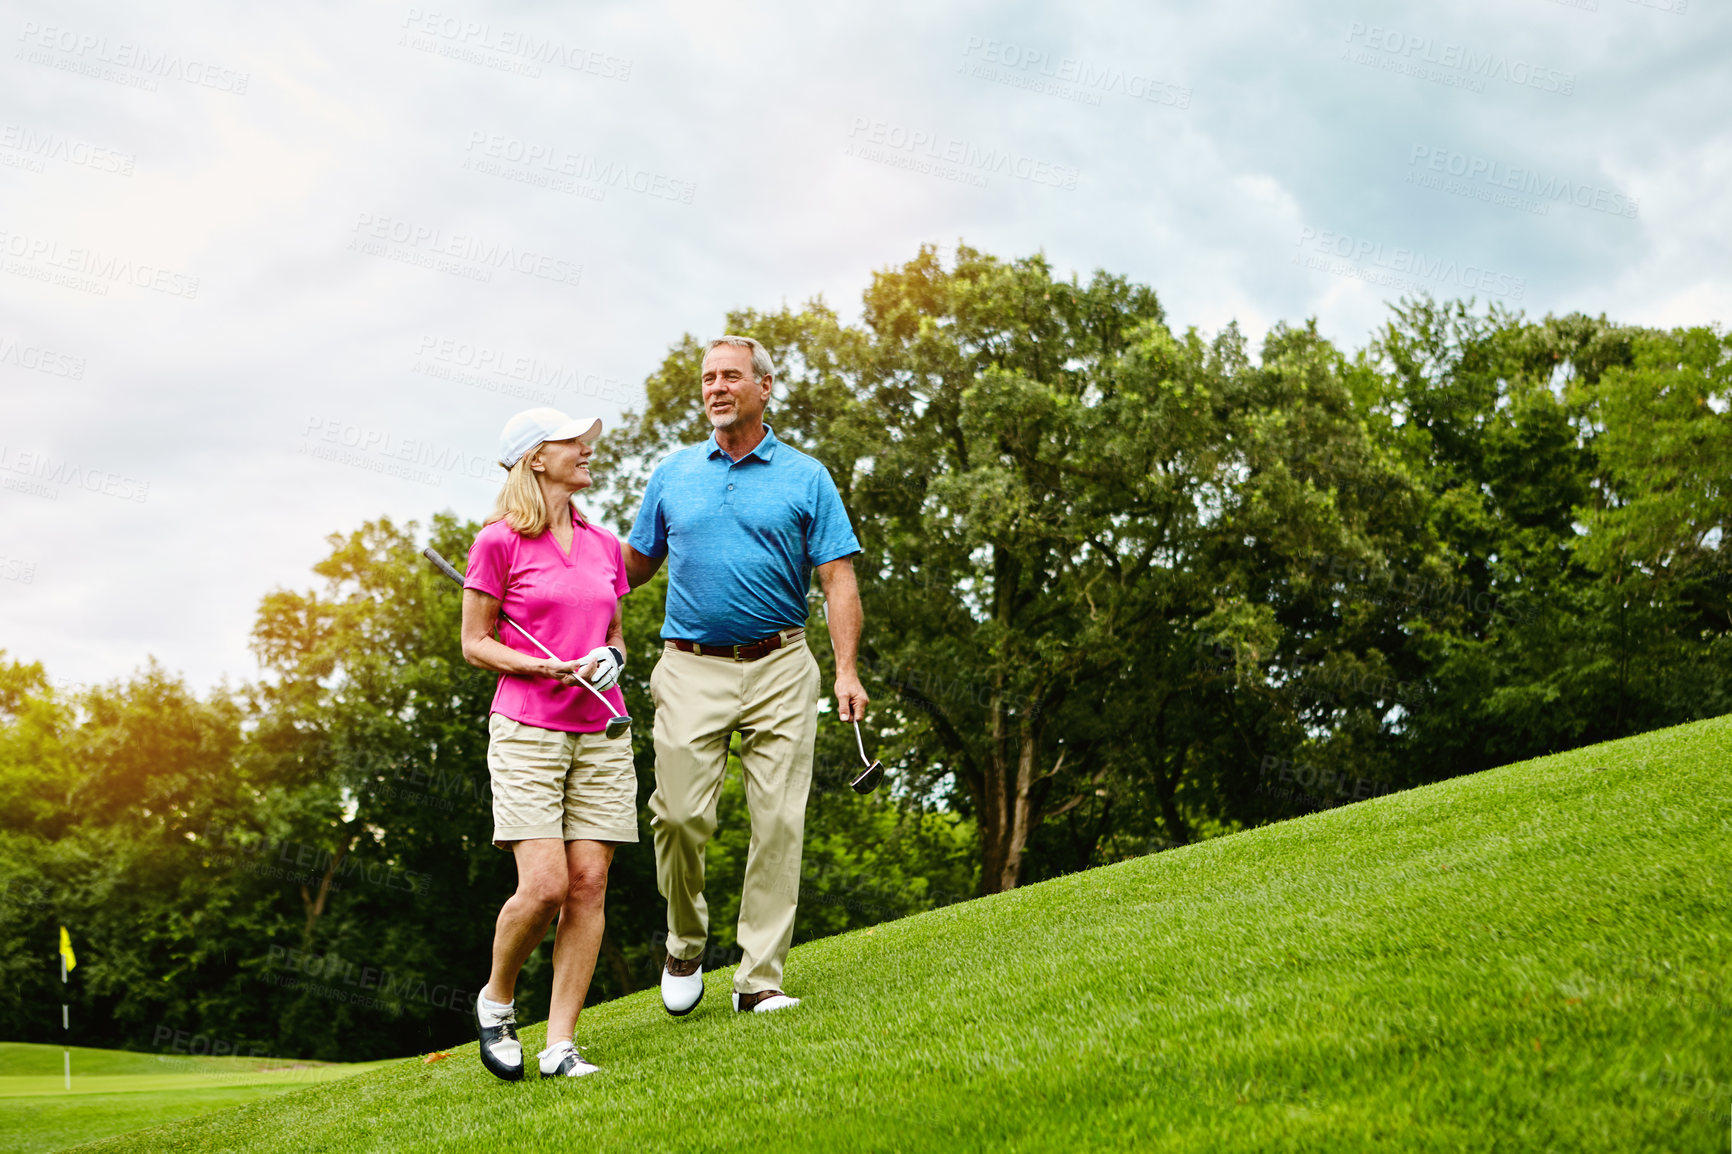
[648,632,818,995]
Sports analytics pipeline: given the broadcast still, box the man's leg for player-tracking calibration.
[733,638,820,995]
[648,644,740,962]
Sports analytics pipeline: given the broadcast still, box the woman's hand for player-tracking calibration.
[575,646,624,691]
[541,659,584,685]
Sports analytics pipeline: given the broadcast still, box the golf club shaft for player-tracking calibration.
[421,547,619,713]
[500,620,621,713]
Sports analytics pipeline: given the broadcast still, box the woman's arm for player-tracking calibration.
[460,588,581,683]
[574,602,626,683]
[605,601,624,652]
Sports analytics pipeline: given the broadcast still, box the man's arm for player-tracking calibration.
[622,543,663,590]
[816,555,868,722]
[622,472,666,590]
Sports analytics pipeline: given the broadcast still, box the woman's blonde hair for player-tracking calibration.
[487,443,555,536]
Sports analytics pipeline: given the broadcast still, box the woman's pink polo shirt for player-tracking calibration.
[464,509,630,733]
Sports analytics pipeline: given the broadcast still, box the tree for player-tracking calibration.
[1370,302,1732,768]
[1574,324,1732,728]
[0,655,263,1049]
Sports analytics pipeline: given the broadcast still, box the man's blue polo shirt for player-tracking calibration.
[628,425,861,646]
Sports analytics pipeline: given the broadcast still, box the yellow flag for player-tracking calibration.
[58,926,76,972]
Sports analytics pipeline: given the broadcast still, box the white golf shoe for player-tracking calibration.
[661,954,704,1016]
[732,989,800,1013]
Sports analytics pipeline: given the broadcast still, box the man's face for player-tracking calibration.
[701,344,771,431]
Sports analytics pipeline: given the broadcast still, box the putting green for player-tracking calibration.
[0,1069,373,1097]
[0,1043,385,1153]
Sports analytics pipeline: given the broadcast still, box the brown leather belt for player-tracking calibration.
[669,628,801,662]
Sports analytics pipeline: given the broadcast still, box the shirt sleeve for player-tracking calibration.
[610,533,630,600]
[626,468,668,559]
[805,465,862,568]
[464,524,511,599]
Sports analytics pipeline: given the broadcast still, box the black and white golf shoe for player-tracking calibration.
[538,1040,600,1078]
[475,992,524,1082]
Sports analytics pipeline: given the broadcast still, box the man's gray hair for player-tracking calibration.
[706,335,775,381]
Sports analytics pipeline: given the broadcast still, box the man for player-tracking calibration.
[623,335,866,1015]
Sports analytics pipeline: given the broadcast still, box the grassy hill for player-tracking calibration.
[64,715,1732,1152]
[0,1042,385,1153]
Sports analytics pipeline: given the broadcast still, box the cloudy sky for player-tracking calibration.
[2,0,1726,692]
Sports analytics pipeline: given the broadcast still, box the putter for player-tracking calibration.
[422,547,632,740]
[850,718,884,794]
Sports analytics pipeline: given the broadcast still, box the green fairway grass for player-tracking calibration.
[66,716,1732,1152]
[0,1043,386,1153]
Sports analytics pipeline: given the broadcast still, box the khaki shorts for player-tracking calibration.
[487,714,639,848]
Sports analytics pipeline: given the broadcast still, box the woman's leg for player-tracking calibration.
[483,838,569,1004]
[544,839,615,1045]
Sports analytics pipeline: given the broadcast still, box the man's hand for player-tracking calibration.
[835,673,869,723]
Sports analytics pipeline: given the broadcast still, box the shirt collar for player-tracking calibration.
[705,423,779,463]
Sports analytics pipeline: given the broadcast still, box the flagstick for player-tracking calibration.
[61,953,69,1091]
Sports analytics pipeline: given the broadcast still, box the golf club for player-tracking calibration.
[850,718,884,794]
[422,547,632,740]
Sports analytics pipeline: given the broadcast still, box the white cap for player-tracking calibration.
[498,408,603,468]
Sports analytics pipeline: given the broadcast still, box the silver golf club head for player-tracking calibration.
[570,672,631,740]
[849,718,884,794]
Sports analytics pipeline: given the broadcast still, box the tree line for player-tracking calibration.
[2,244,1726,1059]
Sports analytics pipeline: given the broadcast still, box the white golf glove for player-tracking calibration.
[580,646,624,692]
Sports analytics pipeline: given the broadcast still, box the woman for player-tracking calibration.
[459,407,634,1080]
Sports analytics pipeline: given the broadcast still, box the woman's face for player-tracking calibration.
[533,437,595,490]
